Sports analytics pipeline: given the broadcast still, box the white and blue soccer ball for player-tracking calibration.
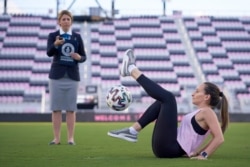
[106,85,132,111]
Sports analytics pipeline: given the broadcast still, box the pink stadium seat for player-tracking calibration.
[0,15,249,110]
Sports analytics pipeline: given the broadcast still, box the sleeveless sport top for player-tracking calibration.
[177,109,210,157]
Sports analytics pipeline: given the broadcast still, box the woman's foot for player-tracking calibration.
[107,127,138,142]
[48,141,60,145]
[68,141,76,145]
[120,49,136,76]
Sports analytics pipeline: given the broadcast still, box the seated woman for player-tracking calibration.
[108,49,229,160]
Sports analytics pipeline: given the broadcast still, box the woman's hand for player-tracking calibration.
[189,152,199,157]
[190,155,207,160]
[70,52,81,61]
[54,36,65,46]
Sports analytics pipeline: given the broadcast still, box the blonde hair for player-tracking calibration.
[57,10,73,22]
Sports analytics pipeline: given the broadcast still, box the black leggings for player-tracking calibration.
[136,74,185,158]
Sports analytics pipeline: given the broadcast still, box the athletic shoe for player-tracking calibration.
[68,141,76,145]
[48,141,60,145]
[120,49,136,77]
[107,127,138,142]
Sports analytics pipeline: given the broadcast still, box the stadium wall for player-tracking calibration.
[0,112,250,122]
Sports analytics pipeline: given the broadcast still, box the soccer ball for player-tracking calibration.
[106,85,132,111]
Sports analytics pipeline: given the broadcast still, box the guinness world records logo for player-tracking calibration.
[61,43,75,56]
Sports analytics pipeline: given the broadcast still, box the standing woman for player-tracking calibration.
[46,10,87,145]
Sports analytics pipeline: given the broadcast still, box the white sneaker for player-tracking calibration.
[120,49,136,77]
[107,127,138,142]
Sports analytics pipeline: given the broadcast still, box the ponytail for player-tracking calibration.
[220,94,229,133]
[204,82,229,133]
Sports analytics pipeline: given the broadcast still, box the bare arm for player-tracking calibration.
[190,136,213,157]
[192,109,224,159]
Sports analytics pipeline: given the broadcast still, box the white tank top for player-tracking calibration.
[177,109,210,157]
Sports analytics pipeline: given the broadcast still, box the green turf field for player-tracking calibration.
[0,122,249,167]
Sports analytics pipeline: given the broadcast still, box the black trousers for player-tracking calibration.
[136,74,185,158]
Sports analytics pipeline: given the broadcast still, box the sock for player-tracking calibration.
[128,64,137,74]
[129,127,138,135]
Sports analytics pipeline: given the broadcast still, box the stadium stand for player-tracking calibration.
[0,14,250,114]
[183,16,250,112]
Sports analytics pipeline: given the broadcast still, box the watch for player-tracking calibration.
[200,151,208,158]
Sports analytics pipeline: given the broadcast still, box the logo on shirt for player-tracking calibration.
[61,43,75,56]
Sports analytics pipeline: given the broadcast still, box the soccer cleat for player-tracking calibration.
[120,49,136,77]
[107,128,138,142]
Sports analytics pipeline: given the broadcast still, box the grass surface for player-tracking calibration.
[0,122,249,167]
